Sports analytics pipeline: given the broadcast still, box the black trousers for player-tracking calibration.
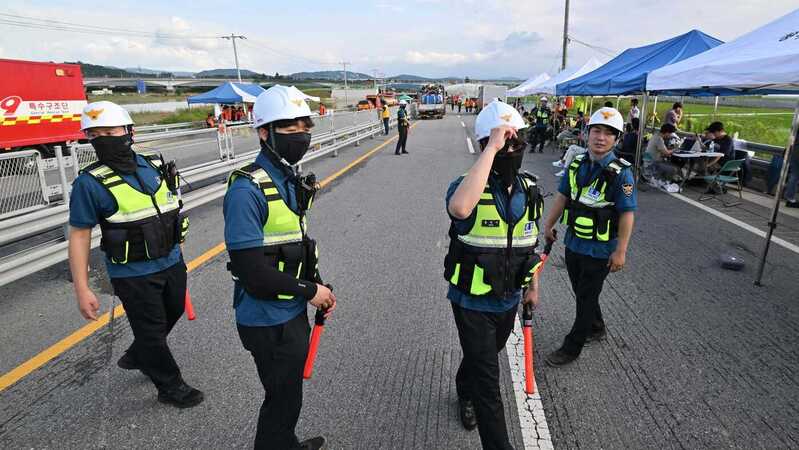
[383,118,389,135]
[562,248,610,356]
[110,261,187,391]
[451,302,516,450]
[395,126,408,154]
[238,311,310,450]
[531,126,548,152]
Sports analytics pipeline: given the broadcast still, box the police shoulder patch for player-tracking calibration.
[622,183,634,197]
[617,157,631,167]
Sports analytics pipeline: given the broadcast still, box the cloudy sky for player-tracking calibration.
[1,0,797,79]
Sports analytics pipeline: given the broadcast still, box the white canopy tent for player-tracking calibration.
[536,58,602,96]
[507,73,550,97]
[647,7,799,285]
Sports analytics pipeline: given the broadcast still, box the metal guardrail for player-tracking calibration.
[0,150,50,220]
[0,111,395,287]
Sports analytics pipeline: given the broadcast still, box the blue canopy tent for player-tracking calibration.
[557,30,723,180]
[187,82,265,105]
[556,30,723,96]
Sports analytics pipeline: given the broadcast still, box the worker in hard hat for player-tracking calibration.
[445,100,544,449]
[381,102,391,135]
[541,107,637,367]
[68,101,201,408]
[223,85,335,450]
[395,100,410,155]
[529,96,553,153]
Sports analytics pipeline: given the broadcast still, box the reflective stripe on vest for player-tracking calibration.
[457,180,539,248]
[229,167,306,247]
[88,161,180,224]
[561,154,624,242]
[228,164,309,300]
[445,175,542,297]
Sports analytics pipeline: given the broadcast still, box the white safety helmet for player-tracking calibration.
[540,96,548,102]
[399,100,408,105]
[251,85,321,129]
[474,100,528,141]
[80,101,134,131]
[588,107,624,135]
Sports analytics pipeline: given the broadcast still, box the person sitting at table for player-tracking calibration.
[706,121,752,186]
[617,118,639,163]
[646,123,681,181]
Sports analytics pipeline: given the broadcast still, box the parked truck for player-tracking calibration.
[0,59,87,157]
[417,84,446,119]
[477,84,508,111]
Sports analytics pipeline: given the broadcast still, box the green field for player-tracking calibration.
[522,96,793,149]
[86,93,187,105]
[130,107,212,125]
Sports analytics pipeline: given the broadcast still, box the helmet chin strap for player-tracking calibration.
[264,124,298,174]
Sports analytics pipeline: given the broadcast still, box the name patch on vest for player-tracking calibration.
[524,222,534,236]
[481,219,500,228]
[585,187,601,201]
[166,191,176,203]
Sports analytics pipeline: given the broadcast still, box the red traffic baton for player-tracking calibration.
[184,288,196,321]
[523,233,556,394]
[303,308,327,379]
[303,284,332,380]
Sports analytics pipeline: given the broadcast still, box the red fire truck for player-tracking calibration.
[0,58,87,157]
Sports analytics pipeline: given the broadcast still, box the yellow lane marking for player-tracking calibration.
[0,128,411,392]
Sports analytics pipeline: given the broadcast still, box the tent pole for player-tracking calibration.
[616,95,621,109]
[754,99,799,286]
[713,95,719,119]
[588,96,594,115]
[633,92,649,182]
[652,96,659,125]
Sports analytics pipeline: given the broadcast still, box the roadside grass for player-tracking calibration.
[131,108,213,125]
[86,93,187,105]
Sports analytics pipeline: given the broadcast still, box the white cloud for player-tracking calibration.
[404,50,494,66]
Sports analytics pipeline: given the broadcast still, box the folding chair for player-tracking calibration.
[698,159,745,207]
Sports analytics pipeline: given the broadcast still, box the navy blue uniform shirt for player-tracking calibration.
[558,151,637,259]
[69,154,182,279]
[223,152,307,327]
[445,174,531,313]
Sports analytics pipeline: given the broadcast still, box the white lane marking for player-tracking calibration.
[466,137,475,154]
[670,192,799,255]
[508,321,553,449]
[461,121,466,128]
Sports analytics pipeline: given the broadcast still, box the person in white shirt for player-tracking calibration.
[628,98,640,124]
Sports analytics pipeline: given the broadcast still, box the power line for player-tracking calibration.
[0,12,221,39]
[566,35,618,57]
[240,38,337,67]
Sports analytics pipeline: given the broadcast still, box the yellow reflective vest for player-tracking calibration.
[445,174,543,297]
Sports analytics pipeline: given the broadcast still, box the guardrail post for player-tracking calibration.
[69,144,80,178]
[34,151,50,207]
[54,145,71,238]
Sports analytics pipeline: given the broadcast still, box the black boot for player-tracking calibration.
[458,398,477,430]
[296,436,326,449]
[585,325,607,344]
[545,348,579,367]
[116,351,141,370]
[158,382,204,409]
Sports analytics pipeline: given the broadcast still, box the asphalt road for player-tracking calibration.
[1,112,798,449]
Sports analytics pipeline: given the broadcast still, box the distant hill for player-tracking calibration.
[195,68,267,78]
[124,67,194,77]
[494,76,524,81]
[289,70,372,81]
[69,62,138,78]
[388,74,436,81]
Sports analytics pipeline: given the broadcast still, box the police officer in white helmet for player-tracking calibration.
[68,101,202,408]
[542,107,637,367]
[223,85,335,449]
[446,100,545,449]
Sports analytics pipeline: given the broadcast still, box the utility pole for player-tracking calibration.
[221,34,246,83]
[561,0,570,72]
[341,61,351,108]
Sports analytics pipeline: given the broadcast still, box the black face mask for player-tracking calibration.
[91,134,137,174]
[492,150,524,189]
[263,132,312,165]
